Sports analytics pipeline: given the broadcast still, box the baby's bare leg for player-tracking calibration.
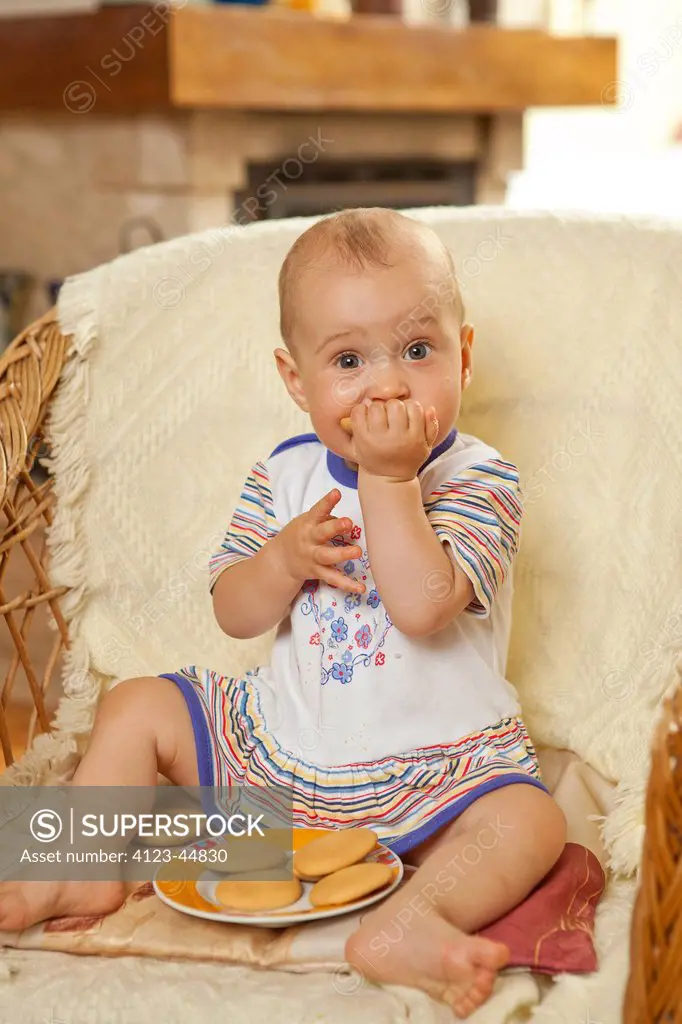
[0,676,198,931]
[346,785,566,1018]
[72,676,199,789]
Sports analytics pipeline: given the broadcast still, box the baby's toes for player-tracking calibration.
[451,968,496,1018]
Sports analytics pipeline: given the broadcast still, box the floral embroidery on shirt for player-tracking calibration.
[331,618,348,642]
[299,545,391,686]
[355,624,372,649]
[300,580,323,632]
[319,602,391,684]
[332,662,353,684]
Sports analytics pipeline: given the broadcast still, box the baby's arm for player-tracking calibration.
[348,399,473,637]
[359,475,473,638]
[212,539,300,640]
[350,399,520,638]
[213,488,364,640]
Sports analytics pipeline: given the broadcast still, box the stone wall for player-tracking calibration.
[0,113,192,323]
[0,108,505,326]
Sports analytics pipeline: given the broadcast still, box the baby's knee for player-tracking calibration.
[90,676,197,785]
[487,785,566,876]
[531,790,567,870]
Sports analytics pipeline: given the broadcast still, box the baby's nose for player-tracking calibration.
[365,365,409,401]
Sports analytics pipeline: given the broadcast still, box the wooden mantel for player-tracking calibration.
[172,7,616,111]
[0,4,617,115]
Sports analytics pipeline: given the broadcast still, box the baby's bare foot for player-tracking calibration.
[0,879,125,931]
[346,904,509,1018]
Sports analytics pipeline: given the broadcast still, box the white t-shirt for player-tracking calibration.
[209,429,523,767]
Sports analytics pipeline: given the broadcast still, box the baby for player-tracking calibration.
[0,208,565,1017]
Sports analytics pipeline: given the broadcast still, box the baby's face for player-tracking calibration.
[283,251,471,462]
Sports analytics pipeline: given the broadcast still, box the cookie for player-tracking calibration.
[293,828,377,881]
[215,872,302,912]
[209,838,287,874]
[309,862,394,907]
[340,417,353,434]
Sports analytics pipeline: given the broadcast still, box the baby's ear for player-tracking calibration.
[460,323,475,350]
[460,325,474,389]
[274,347,309,413]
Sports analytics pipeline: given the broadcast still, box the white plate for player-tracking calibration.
[153,843,403,928]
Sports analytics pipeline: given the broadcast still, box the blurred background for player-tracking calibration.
[0,0,681,348]
[1,0,681,761]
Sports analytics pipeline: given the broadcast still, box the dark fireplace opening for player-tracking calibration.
[234,157,478,222]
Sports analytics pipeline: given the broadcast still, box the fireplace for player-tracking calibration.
[234,156,478,222]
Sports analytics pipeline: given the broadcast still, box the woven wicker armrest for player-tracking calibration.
[0,311,72,766]
[625,678,682,1023]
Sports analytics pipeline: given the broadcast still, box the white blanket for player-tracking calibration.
[3,207,681,1022]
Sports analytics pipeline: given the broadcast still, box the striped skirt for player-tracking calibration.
[160,666,547,855]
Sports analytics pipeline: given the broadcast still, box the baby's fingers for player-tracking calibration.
[314,543,363,567]
[316,567,366,594]
[308,489,342,523]
[314,517,353,544]
[425,406,439,447]
[404,399,422,424]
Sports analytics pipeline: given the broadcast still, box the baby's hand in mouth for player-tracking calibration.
[342,399,439,482]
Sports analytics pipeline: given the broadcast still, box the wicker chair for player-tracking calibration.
[0,310,679,1022]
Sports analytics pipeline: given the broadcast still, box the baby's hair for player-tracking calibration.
[278,208,464,349]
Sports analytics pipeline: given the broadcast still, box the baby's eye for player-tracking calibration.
[404,341,431,361]
[336,352,361,370]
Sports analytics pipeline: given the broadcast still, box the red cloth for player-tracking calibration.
[479,842,604,974]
